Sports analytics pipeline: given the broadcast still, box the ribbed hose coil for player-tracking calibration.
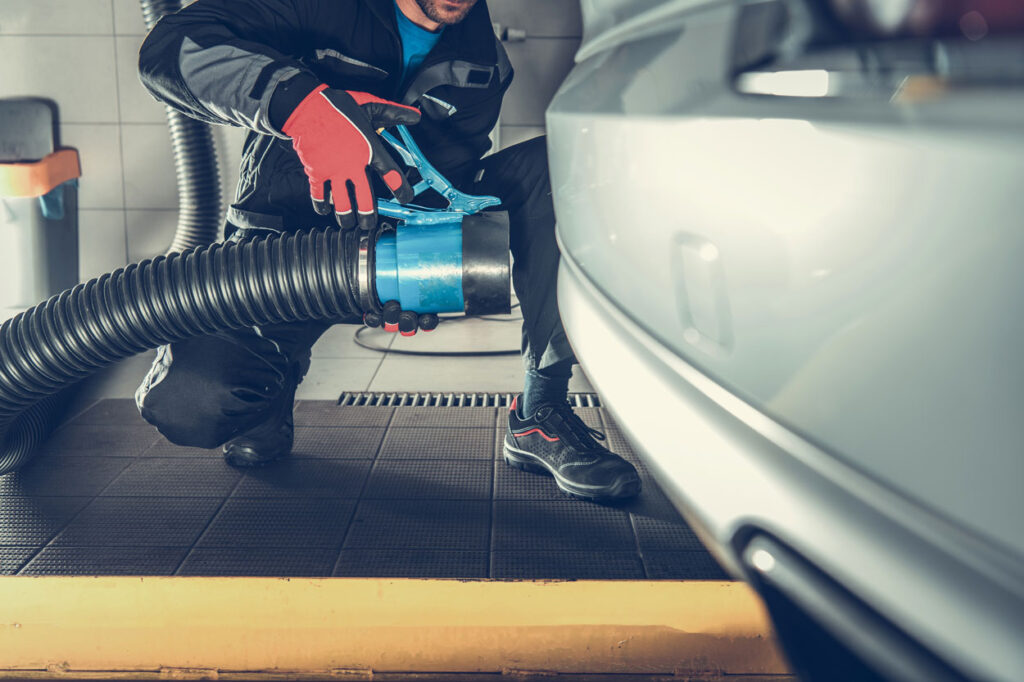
[166,113,222,252]
[0,227,361,475]
[141,0,222,252]
[139,0,180,28]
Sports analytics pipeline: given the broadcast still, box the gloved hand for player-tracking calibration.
[363,300,439,337]
[282,84,421,230]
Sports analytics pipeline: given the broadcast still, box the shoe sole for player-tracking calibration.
[223,443,289,468]
[503,440,641,502]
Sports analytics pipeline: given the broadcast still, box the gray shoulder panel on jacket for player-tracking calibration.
[180,36,299,138]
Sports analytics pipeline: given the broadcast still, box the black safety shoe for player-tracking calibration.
[222,362,300,468]
[504,396,641,501]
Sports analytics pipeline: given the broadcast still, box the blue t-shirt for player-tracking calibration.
[395,2,443,85]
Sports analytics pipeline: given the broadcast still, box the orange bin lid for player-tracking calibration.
[0,148,81,198]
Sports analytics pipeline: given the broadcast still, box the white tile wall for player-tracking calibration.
[126,209,177,260]
[0,0,113,36]
[491,0,581,147]
[113,0,197,35]
[0,1,212,292]
[0,36,118,123]
[78,209,127,280]
[489,0,582,38]
[112,0,149,35]
[122,123,178,209]
[501,38,581,128]
[62,123,125,209]
[117,35,165,123]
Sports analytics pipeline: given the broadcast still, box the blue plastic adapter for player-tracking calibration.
[372,126,500,314]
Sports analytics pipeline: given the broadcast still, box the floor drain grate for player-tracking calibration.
[336,392,602,408]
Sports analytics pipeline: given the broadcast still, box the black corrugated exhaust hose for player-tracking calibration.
[0,227,363,476]
[1,0,223,479]
[139,0,181,28]
[1,1,225,480]
[140,0,222,253]
[164,112,222,252]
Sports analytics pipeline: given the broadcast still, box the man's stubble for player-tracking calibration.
[414,0,478,25]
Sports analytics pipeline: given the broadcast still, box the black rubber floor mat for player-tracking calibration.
[51,497,222,547]
[0,496,91,545]
[0,398,728,579]
[0,456,131,497]
[492,501,637,552]
[492,550,645,580]
[196,497,356,548]
[633,515,708,552]
[335,549,489,578]
[643,551,730,580]
[101,458,243,497]
[0,546,39,575]
[20,545,189,575]
[344,499,491,551]
[363,459,493,500]
[233,459,372,499]
[178,546,338,577]
[292,426,386,458]
[39,424,162,458]
[380,427,494,460]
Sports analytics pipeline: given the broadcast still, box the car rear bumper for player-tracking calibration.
[556,244,1024,681]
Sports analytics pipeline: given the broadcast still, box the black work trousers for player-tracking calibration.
[136,136,574,448]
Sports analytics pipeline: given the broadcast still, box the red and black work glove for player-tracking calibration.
[282,84,421,231]
[364,300,439,337]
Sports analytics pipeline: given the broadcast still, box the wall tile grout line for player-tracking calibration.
[108,0,131,266]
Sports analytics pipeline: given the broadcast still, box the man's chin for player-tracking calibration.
[421,0,476,25]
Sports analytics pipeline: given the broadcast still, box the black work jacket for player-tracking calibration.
[138,0,513,231]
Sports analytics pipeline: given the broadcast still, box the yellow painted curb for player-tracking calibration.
[0,578,788,678]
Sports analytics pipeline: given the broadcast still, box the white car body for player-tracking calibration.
[547,0,1024,679]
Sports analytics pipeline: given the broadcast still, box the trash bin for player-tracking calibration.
[0,98,81,311]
